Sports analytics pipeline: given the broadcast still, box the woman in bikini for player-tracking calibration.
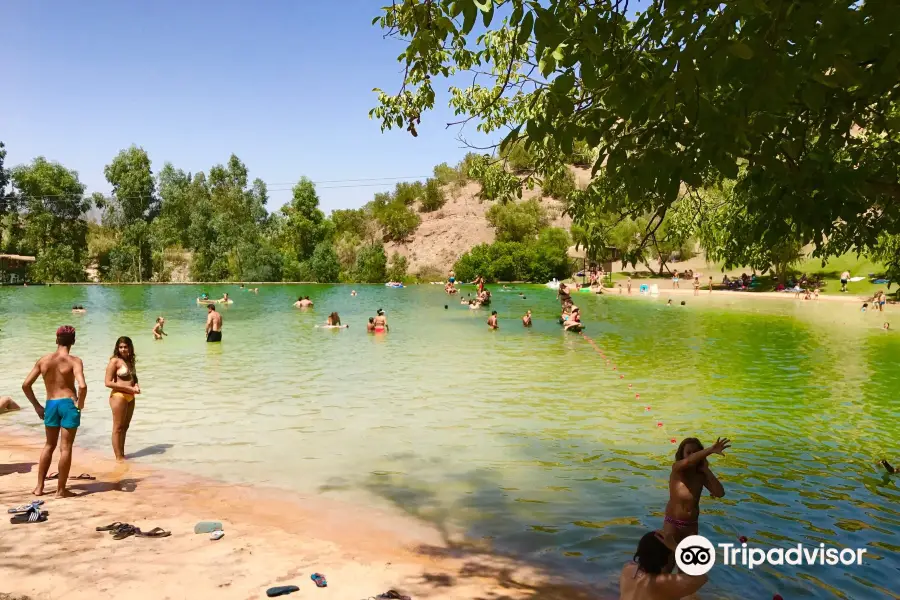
[152,316,167,340]
[373,309,389,333]
[326,312,342,326]
[106,336,141,461]
[663,436,730,544]
[619,531,708,599]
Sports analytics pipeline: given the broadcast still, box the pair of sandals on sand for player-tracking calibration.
[96,522,171,540]
[8,500,48,524]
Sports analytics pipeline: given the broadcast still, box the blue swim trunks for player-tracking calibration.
[44,398,81,429]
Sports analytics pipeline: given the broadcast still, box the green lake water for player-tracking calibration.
[1,284,898,599]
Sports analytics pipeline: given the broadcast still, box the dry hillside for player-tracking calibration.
[385,167,591,277]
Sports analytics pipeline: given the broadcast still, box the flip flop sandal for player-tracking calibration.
[71,473,96,480]
[113,525,138,540]
[8,500,44,514]
[377,592,411,600]
[310,573,327,588]
[10,510,49,524]
[136,527,171,538]
[96,522,128,532]
[266,586,300,597]
[46,472,59,480]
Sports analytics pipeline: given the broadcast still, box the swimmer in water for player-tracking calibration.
[522,310,532,327]
[325,312,342,326]
[487,310,499,330]
[366,317,375,333]
[862,302,868,312]
[564,306,582,331]
[884,322,890,331]
[618,530,708,600]
[152,317,167,340]
[666,299,672,306]
[663,437,730,544]
[351,290,357,296]
[373,309,388,333]
[294,296,313,308]
[0,395,21,413]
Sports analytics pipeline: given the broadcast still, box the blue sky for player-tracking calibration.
[1,0,492,213]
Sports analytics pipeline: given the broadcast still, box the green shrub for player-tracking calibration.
[500,141,536,172]
[375,200,421,242]
[419,178,447,212]
[393,181,425,206]
[453,227,572,283]
[415,264,446,282]
[331,208,370,239]
[570,140,594,167]
[486,199,549,242]
[282,256,314,281]
[386,251,408,281]
[354,244,387,283]
[542,169,576,200]
[310,242,341,282]
[468,156,521,203]
[433,162,462,187]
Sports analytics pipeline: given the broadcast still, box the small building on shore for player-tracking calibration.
[0,254,36,284]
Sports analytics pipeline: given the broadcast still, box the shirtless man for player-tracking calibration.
[206,304,223,342]
[663,437,729,544]
[522,310,532,327]
[627,276,632,295]
[487,311,499,330]
[21,325,87,498]
[619,531,708,600]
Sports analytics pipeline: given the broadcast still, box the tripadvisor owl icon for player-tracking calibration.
[675,535,716,576]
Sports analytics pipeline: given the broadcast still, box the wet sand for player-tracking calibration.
[0,429,604,600]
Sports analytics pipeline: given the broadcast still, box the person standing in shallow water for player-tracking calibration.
[522,310,532,327]
[106,336,141,461]
[663,436,730,544]
[206,304,223,342]
[487,310,499,330]
[21,325,87,498]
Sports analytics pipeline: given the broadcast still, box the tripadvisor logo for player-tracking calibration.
[675,535,867,574]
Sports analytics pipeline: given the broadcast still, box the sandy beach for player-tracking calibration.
[0,428,603,600]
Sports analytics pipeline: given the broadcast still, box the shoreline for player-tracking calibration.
[598,284,881,305]
[0,428,607,600]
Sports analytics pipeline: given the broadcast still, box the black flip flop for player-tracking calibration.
[136,527,171,538]
[10,510,48,524]
[71,473,96,480]
[377,591,411,600]
[113,525,138,540]
[266,586,300,597]
[46,472,59,480]
[96,522,127,532]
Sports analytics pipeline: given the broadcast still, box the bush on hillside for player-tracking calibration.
[385,251,408,282]
[541,168,577,200]
[393,181,425,206]
[500,141,537,172]
[331,208,370,239]
[467,155,521,203]
[453,227,572,283]
[570,140,594,167]
[375,200,421,241]
[486,199,549,242]
[415,264,447,282]
[419,178,447,212]
[354,244,387,283]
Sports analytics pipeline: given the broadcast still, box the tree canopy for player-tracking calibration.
[371,0,900,270]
